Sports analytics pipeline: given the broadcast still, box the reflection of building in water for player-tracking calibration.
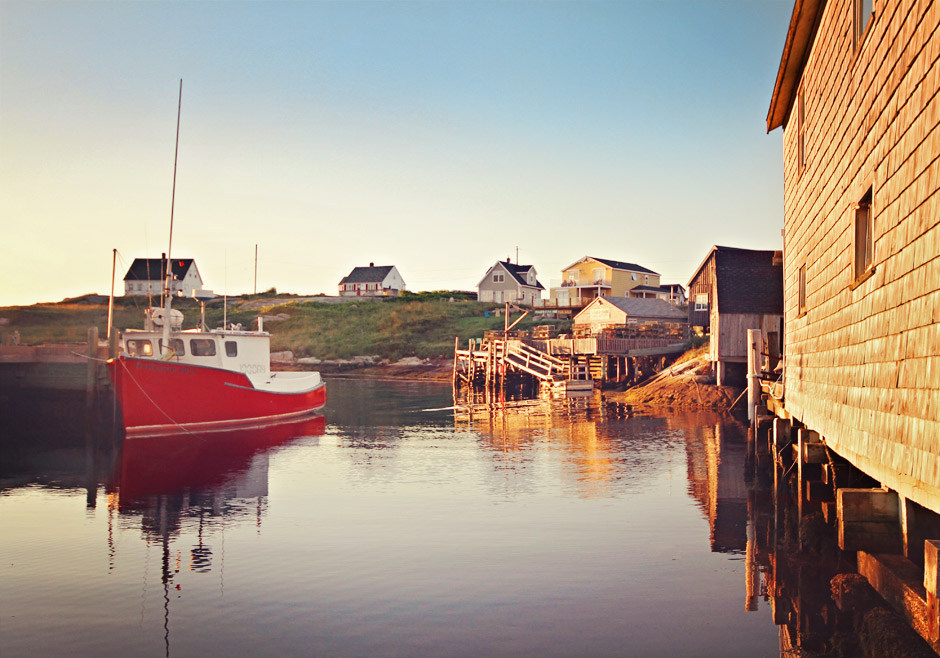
[745,418,939,656]
[682,415,749,553]
[454,392,689,499]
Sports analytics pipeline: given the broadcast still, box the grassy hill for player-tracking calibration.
[0,292,570,360]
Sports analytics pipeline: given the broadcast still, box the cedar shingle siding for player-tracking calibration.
[770,0,940,510]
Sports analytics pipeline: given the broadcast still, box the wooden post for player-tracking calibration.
[109,329,119,359]
[452,336,459,389]
[85,327,99,423]
[746,328,761,423]
[926,540,940,644]
[84,327,99,508]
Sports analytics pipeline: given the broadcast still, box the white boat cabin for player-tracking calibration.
[121,307,272,378]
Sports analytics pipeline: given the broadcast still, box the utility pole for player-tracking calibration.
[254,244,258,295]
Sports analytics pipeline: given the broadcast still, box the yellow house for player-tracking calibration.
[549,257,660,308]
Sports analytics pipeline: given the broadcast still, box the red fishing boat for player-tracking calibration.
[108,311,326,438]
[107,81,325,438]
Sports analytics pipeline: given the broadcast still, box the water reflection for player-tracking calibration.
[1,379,891,656]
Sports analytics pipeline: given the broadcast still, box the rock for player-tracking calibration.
[394,356,428,367]
[297,356,321,365]
[270,350,295,363]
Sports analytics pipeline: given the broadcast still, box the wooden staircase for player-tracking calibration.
[499,339,568,383]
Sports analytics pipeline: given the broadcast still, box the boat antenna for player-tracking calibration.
[161,79,183,355]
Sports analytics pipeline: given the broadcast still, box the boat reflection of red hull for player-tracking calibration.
[108,356,327,438]
[116,414,326,502]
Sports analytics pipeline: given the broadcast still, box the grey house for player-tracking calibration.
[477,260,544,306]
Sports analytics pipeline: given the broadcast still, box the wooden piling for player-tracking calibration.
[84,327,99,508]
[746,328,760,423]
[926,540,940,645]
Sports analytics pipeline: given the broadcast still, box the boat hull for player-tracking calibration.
[107,356,326,438]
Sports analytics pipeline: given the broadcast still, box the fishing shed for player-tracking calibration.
[573,296,687,340]
[687,246,783,386]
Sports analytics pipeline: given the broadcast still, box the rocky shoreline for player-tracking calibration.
[273,351,454,381]
[606,350,746,412]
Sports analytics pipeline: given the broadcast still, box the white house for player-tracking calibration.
[124,256,203,297]
[338,263,406,297]
[477,260,544,305]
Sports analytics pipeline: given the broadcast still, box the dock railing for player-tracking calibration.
[534,337,688,356]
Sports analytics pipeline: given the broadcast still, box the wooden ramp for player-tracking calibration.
[502,340,568,383]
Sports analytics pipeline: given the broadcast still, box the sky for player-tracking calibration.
[0,0,793,306]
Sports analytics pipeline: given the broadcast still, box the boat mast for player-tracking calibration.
[162,79,183,355]
[107,248,116,340]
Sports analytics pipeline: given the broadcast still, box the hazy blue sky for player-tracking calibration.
[1,0,792,306]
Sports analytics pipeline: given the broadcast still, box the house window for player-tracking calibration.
[631,273,637,281]
[854,188,874,281]
[644,275,649,284]
[493,273,504,283]
[567,271,579,283]
[797,84,806,174]
[798,265,807,314]
[694,294,708,312]
[593,268,605,284]
[855,0,873,49]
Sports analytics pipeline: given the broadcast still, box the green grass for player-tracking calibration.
[0,293,569,360]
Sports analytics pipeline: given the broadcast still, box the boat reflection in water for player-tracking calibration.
[114,414,326,505]
[110,414,326,657]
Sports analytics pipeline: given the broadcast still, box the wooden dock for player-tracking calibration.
[453,335,689,393]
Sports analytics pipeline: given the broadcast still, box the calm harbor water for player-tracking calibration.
[2,378,785,657]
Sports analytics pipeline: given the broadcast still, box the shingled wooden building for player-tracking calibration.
[687,246,783,386]
[765,0,940,646]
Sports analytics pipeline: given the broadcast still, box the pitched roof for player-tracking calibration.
[630,285,664,293]
[689,246,783,315]
[501,262,544,290]
[477,261,545,290]
[766,0,826,132]
[715,250,783,314]
[661,283,686,293]
[564,256,659,276]
[579,296,687,321]
[124,258,197,281]
[340,265,395,284]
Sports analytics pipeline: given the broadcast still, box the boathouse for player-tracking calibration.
[687,246,783,386]
[123,256,203,297]
[477,260,544,305]
[338,263,405,297]
[764,0,940,648]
